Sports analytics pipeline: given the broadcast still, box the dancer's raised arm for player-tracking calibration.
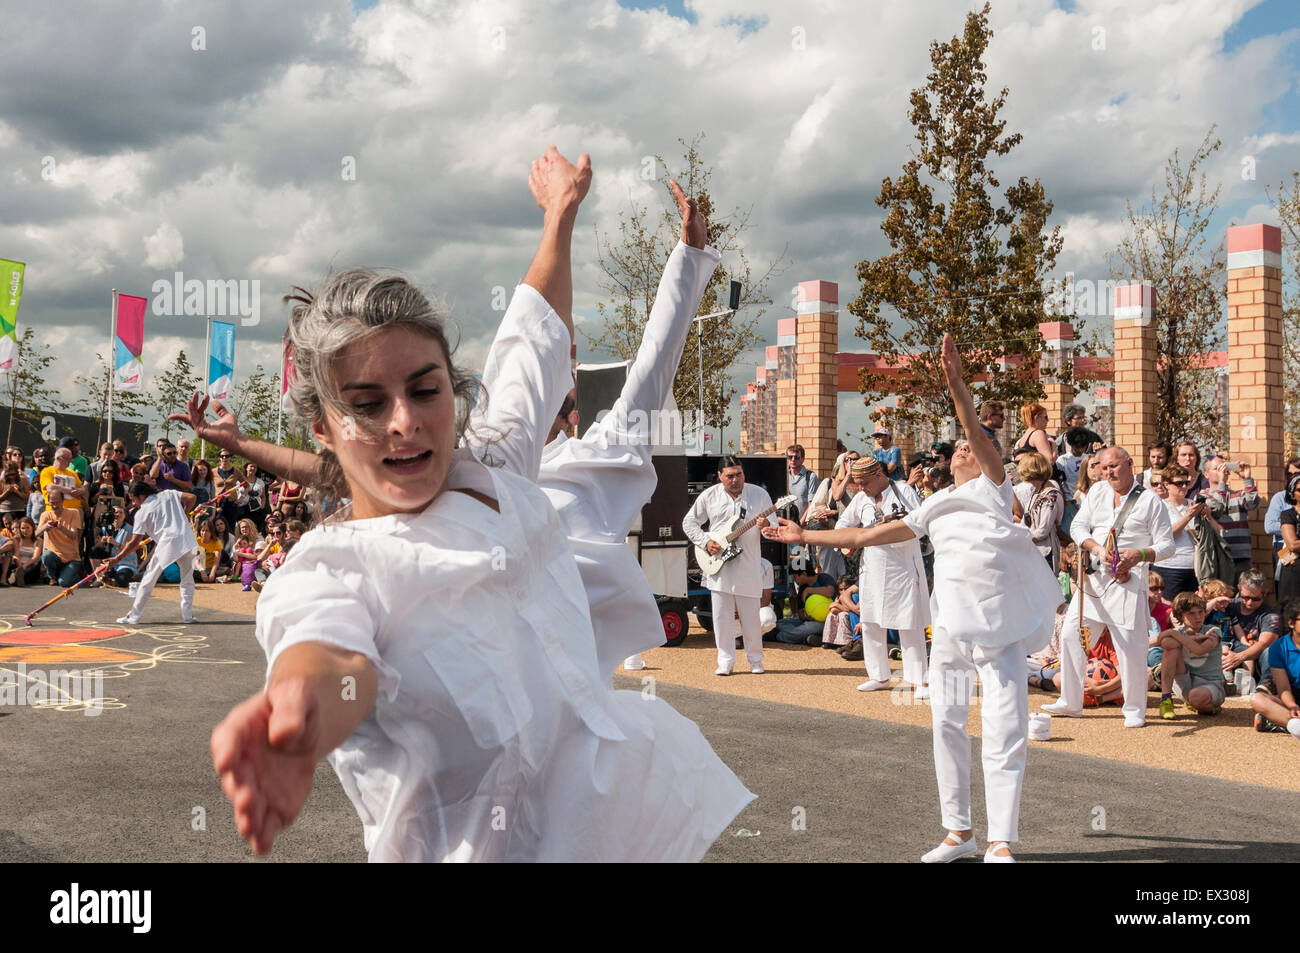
[522,146,591,338]
[941,333,1005,484]
[762,515,915,550]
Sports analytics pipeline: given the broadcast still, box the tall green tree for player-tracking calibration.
[1104,127,1225,447]
[149,349,202,441]
[850,3,1064,438]
[3,327,66,446]
[70,347,150,447]
[586,134,785,431]
[228,364,282,441]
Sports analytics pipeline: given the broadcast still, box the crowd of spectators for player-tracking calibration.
[10,434,314,593]
[775,400,1300,740]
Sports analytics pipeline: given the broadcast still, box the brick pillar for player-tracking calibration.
[1111,284,1158,460]
[1093,386,1115,445]
[775,378,796,453]
[1227,224,1284,573]
[795,280,839,482]
[1038,320,1076,438]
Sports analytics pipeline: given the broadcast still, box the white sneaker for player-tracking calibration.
[116,616,138,625]
[984,843,1016,863]
[750,664,764,675]
[921,836,978,863]
[1041,700,1083,717]
[181,617,197,625]
[715,666,732,677]
[913,684,931,700]
[623,654,647,671]
[857,678,892,692]
[1123,715,1146,728]
[1286,718,1300,739]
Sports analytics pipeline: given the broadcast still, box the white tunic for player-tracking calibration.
[837,481,929,629]
[256,450,754,862]
[1069,480,1176,628]
[682,482,775,598]
[466,242,721,677]
[903,474,1061,647]
[131,489,198,568]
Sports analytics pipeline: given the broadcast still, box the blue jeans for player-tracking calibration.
[773,617,825,644]
[41,552,82,587]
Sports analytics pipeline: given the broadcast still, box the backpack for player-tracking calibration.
[1192,517,1236,586]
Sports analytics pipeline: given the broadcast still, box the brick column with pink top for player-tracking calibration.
[1038,320,1076,439]
[795,280,840,482]
[1111,284,1158,459]
[1227,223,1284,572]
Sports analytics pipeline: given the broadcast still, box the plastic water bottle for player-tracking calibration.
[1234,668,1255,696]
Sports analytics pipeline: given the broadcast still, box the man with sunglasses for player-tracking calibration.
[786,444,819,525]
[1222,569,1281,692]
[150,441,193,493]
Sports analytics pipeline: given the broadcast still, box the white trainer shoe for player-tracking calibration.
[116,616,138,626]
[750,664,765,675]
[715,666,732,677]
[1041,700,1083,717]
[857,678,892,692]
[921,836,979,863]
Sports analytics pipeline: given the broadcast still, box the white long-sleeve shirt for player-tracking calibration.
[682,482,774,598]
[1069,479,1176,628]
[837,481,929,629]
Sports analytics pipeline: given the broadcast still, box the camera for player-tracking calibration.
[1223,461,1241,472]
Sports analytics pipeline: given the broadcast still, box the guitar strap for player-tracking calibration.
[1103,484,1145,574]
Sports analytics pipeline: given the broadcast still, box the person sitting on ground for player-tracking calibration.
[771,555,837,645]
[1250,598,1300,738]
[231,518,264,591]
[1028,604,1066,692]
[35,486,83,587]
[211,515,236,576]
[284,519,307,543]
[1220,569,1281,689]
[0,458,30,527]
[189,458,215,506]
[1157,591,1226,718]
[10,516,42,586]
[1079,626,1125,707]
[1148,570,1174,631]
[821,575,860,648]
[88,505,135,587]
[195,518,224,584]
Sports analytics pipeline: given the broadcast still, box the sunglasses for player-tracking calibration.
[219,454,231,458]
[1170,480,1190,487]
[1240,594,1262,603]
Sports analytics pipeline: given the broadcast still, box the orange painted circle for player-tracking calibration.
[0,628,128,646]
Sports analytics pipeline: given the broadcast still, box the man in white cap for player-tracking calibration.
[836,455,929,695]
[872,428,902,478]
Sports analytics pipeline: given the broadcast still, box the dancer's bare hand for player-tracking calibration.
[169,393,242,450]
[211,679,321,855]
[670,179,706,249]
[940,333,964,386]
[528,146,591,216]
[762,517,804,544]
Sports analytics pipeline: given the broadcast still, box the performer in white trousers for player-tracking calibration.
[105,481,199,625]
[765,334,1062,863]
[835,456,929,695]
[683,457,773,675]
[1044,446,1174,726]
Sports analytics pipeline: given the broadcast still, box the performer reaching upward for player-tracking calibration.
[764,333,1062,863]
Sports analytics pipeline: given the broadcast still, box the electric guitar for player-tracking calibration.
[694,494,797,576]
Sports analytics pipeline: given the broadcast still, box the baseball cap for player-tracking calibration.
[872,427,891,437]
[58,436,78,449]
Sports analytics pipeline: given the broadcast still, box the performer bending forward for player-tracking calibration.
[105,481,199,626]
[764,334,1062,863]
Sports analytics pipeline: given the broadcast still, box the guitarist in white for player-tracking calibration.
[683,456,775,676]
[836,456,931,696]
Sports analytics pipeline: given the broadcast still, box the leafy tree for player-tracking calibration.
[1271,171,1300,441]
[228,364,282,441]
[3,327,66,446]
[149,348,202,441]
[850,3,1064,440]
[1100,127,1226,448]
[70,347,150,447]
[586,133,785,431]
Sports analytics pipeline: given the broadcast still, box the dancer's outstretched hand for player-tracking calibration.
[211,679,321,855]
[169,393,243,450]
[761,516,804,544]
[670,179,707,249]
[940,332,964,387]
[528,146,592,216]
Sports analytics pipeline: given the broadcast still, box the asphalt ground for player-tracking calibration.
[0,585,1293,863]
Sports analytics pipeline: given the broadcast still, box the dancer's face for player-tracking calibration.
[313,325,458,520]
[950,440,980,484]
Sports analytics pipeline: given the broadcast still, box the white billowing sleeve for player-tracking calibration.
[256,543,402,702]
[682,489,711,548]
[464,284,573,481]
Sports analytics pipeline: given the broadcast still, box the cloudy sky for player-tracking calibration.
[2,0,1297,449]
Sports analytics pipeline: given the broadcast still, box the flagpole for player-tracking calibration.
[201,315,210,460]
[107,289,117,445]
[276,342,284,445]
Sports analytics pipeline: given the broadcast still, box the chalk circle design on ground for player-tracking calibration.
[0,614,244,714]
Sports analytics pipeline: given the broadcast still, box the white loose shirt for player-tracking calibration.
[466,242,721,678]
[837,481,929,629]
[256,450,753,862]
[1155,500,1196,570]
[1069,480,1176,628]
[130,489,198,568]
[904,473,1061,647]
[683,482,775,598]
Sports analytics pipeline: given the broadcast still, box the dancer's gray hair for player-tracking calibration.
[283,269,476,500]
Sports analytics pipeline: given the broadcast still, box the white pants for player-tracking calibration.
[930,634,1029,843]
[711,591,762,670]
[1059,597,1148,721]
[860,622,928,686]
[122,551,195,624]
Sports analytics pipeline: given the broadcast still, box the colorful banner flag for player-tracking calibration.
[114,293,147,392]
[208,320,235,400]
[0,259,26,374]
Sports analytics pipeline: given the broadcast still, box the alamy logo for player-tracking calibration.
[0,664,104,715]
[151,271,260,326]
[49,883,151,933]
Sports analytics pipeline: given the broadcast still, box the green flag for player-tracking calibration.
[0,259,25,374]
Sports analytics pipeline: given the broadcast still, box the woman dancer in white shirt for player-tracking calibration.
[764,335,1062,863]
[208,156,751,862]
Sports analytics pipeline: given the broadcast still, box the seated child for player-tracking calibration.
[821,575,859,648]
[1157,591,1227,718]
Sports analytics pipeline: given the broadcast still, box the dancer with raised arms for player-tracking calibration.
[764,333,1062,863]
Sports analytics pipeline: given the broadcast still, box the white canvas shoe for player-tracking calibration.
[857,678,892,692]
[116,616,138,626]
[1123,715,1146,728]
[1041,700,1083,717]
[715,666,732,677]
[749,664,765,674]
[922,836,979,863]
[984,843,1016,863]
